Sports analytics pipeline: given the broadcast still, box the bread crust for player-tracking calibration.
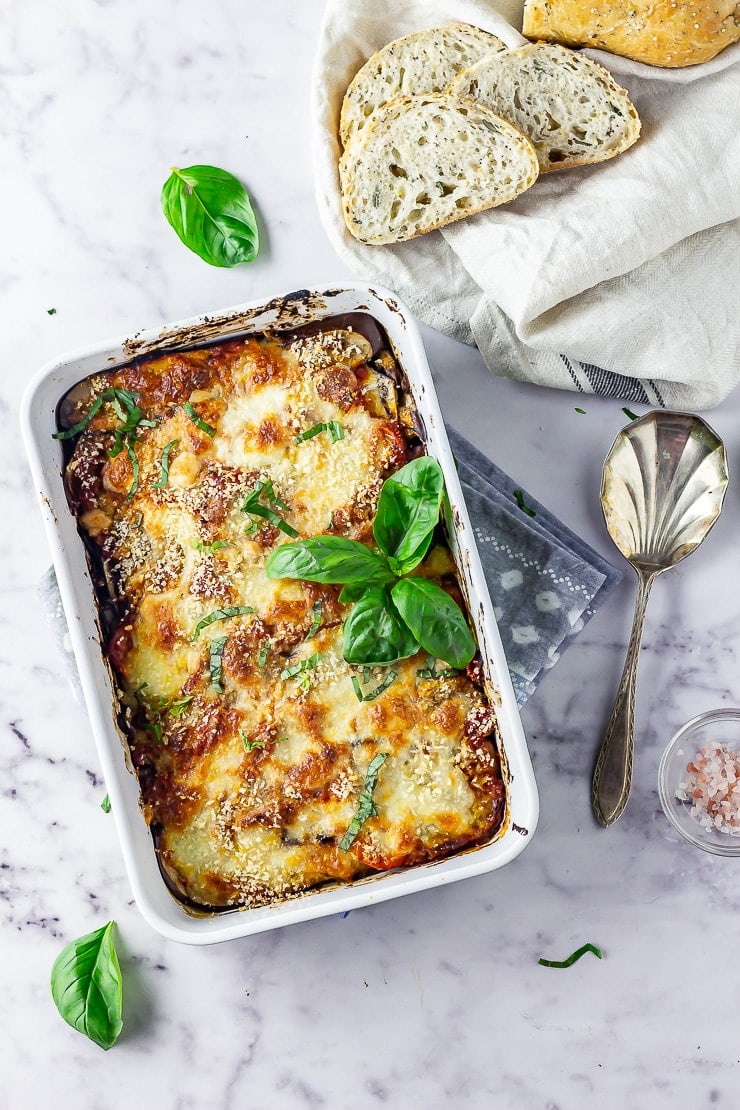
[522,0,740,67]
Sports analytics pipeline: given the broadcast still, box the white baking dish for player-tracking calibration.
[21,283,538,944]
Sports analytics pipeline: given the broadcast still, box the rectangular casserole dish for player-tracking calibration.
[21,282,538,944]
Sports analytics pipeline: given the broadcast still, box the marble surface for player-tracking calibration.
[3,1,740,1106]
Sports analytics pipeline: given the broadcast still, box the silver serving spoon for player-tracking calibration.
[591,411,729,828]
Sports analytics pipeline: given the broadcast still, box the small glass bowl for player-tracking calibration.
[658,709,740,856]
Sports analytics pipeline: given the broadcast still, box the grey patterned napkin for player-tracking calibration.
[39,429,620,708]
[448,427,621,705]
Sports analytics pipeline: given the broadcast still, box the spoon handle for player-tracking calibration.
[591,569,657,827]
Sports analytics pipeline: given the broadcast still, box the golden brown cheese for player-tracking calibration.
[61,322,505,910]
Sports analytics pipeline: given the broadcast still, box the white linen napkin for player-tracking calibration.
[312,0,740,409]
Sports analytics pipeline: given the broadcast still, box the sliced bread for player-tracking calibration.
[451,43,641,173]
[339,22,508,149]
[339,92,539,245]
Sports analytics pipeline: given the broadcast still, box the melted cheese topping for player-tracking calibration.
[62,324,505,909]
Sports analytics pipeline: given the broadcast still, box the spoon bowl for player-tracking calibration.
[591,411,729,827]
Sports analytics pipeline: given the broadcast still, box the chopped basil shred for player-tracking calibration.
[258,642,270,668]
[167,695,194,718]
[305,599,323,640]
[107,393,156,458]
[193,605,255,640]
[622,406,639,421]
[295,421,345,444]
[194,538,231,553]
[152,438,179,489]
[538,943,603,968]
[100,794,111,813]
[123,440,140,504]
[513,488,536,518]
[242,478,298,538]
[416,657,460,680]
[280,652,322,682]
[240,732,287,752]
[208,634,229,692]
[183,401,216,437]
[54,387,145,441]
[352,670,397,702]
[339,752,388,851]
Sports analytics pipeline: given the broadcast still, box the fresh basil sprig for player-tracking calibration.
[266,457,475,669]
[50,921,123,1051]
[161,164,260,268]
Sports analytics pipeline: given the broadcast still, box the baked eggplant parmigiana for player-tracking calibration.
[58,316,505,910]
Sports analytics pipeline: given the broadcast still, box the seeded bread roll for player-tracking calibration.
[522,0,740,66]
[452,43,641,173]
[339,92,539,245]
[339,21,508,148]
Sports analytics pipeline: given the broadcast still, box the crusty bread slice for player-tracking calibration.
[339,22,508,149]
[452,43,641,173]
[339,92,539,245]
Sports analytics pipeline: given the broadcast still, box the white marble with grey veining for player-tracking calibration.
[2,2,740,1107]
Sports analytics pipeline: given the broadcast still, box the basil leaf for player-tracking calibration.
[339,752,388,851]
[50,921,123,1051]
[373,456,445,576]
[152,438,179,489]
[338,582,372,605]
[258,642,270,668]
[266,536,393,587]
[342,589,419,666]
[390,577,475,669]
[161,164,259,268]
[193,605,255,640]
[100,794,111,813]
[208,634,229,692]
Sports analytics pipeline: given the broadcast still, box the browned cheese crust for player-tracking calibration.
[60,322,506,909]
[522,0,740,67]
